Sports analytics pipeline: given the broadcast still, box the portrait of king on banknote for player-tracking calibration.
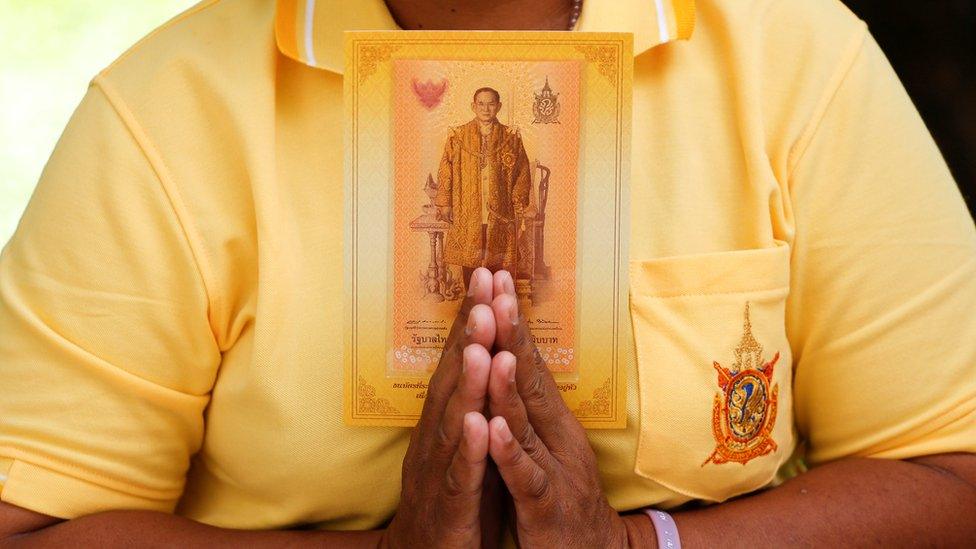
[435,86,531,288]
[391,59,581,377]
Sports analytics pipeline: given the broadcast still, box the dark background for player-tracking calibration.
[844,0,975,216]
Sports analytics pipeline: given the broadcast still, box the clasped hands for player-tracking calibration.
[380,268,635,548]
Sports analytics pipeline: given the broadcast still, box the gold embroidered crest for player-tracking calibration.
[703,301,779,466]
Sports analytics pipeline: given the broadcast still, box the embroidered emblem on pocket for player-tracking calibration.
[703,301,780,466]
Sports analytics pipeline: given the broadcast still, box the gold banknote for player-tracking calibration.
[344,31,632,428]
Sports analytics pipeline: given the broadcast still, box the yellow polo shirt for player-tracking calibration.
[1,0,974,531]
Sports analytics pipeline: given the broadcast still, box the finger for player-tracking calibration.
[441,411,489,535]
[437,266,495,370]
[450,266,495,342]
[433,344,492,460]
[493,268,516,300]
[464,302,497,351]
[488,416,551,507]
[488,351,552,469]
[490,271,527,359]
[490,285,576,446]
[428,267,495,384]
[421,304,496,429]
[419,268,496,432]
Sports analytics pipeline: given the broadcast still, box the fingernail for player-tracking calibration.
[465,313,477,336]
[508,300,518,325]
[467,274,478,296]
[503,273,515,296]
[497,420,512,443]
[507,360,516,383]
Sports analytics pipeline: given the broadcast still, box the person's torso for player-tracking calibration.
[100,0,861,530]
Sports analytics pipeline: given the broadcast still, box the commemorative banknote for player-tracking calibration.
[344,31,632,428]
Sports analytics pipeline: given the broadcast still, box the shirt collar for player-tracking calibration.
[275,0,696,74]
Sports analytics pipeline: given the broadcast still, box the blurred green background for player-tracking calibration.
[0,0,198,245]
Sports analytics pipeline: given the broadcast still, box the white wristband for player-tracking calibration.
[643,508,681,549]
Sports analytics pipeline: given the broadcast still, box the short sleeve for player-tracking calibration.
[786,29,976,465]
[0,81,221,518]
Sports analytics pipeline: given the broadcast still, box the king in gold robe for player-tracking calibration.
[435,118,531,273]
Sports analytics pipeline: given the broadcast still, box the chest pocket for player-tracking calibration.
[629,240,795,502]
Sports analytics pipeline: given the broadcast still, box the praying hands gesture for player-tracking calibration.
[380,268,502,548]
[385,268,644,548]
[485,269,635,548]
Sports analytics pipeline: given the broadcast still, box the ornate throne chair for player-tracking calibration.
[410,161,552,303]
[514,161,552,302]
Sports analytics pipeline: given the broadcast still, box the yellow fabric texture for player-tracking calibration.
[1,0,973,531]
[275,0,697,72]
